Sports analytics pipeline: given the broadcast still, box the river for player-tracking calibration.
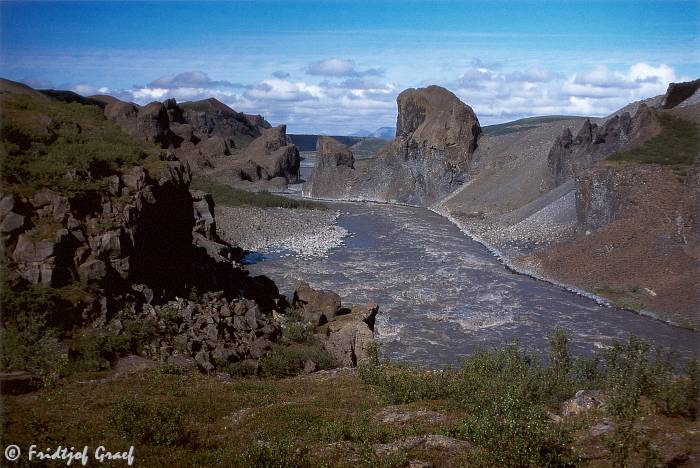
[247,200,699,368]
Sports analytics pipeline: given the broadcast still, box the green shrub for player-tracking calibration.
[280,318,315,344]
[235,440,312,468]
[190,177,327,210]
[0,93,160,197]
[258,343,336,377]
[109,397,189,446]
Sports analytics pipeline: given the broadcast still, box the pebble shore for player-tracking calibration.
[215,206,348,258]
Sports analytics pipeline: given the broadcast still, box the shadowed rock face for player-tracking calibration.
[304,86,481,206]
[662,79,700,109]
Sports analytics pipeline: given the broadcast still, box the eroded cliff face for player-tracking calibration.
[302,137,356,199]
[212,125,301,189]
[305,86,480,206]
[547,104,661,187]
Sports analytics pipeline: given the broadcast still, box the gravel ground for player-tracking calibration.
[215,206,349,258]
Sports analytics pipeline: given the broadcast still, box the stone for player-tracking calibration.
[588,419,615,436]
[78,258,108,283]
[0,371,40,395]
[561,390,605,417]
[374,406,446,425]
[303,359,317,374]
[317,303,379,367]
[121,166,148,192]
[0,211,29,234]
[373,435,471,457]
[113,355,158,374]
[195,349,214,372]
[293,281,342,326]
[166,351,198,370]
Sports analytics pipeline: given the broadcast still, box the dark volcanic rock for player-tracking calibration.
[293,281,342,325]
[213,125,300,187]
[662,79,700,109]
[547,104,661,186]
[303,137,356,198]
[304,85,481,206]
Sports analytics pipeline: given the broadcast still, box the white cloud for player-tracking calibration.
[307,58,383,78]
[72,84,110,95]
[148,71,246,89]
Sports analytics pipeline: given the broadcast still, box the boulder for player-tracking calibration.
[0,371,41,395]
[316,303,378,367]
[561,389,605,417]
[293,281,342,325]
[317,136,354,168]
[78,257,108,283]
[136,101,171,146]
[373,435,471,457]
[0,211,29,234]
[104,101,139,135]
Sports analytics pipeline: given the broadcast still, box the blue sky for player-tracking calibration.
[1,1,698,134]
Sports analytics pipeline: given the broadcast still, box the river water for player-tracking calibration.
[247,201,699,368]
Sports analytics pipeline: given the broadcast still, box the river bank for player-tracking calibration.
[243,199,699,367]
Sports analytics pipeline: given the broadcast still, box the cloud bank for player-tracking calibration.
[67,59,685,134]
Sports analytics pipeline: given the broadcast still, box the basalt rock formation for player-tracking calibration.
[547,104,661,186]
[304,85,480,206]
[211,124,300,189]
[303,137,356,199]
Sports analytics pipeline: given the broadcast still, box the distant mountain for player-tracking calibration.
[350,129,371,137]
[370,127,395,140]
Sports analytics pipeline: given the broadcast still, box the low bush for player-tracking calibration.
[359,331,699,467]
[1,93,161,197]
[109,397,189,446]
[258,343,337,378]
[235,440,312,468]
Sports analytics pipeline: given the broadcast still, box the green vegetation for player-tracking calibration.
[191,176,327,210]
[0,93,162,197]
[593,284,644,311]
[3,330,698,467]
[607,113,699,166]
[109,397,189,446]
[359,333,699,467]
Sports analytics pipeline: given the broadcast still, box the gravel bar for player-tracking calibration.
[215,206,348,258]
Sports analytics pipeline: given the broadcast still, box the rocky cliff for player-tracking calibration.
[443,78,700,327]
[210,124,300,190]
[304,86,480,206]
[547,104,660,186]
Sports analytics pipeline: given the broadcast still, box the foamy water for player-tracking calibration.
[247,201,700,367]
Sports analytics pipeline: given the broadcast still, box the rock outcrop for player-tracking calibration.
[109,292,281,372]
[304,86,481,206]
[662,78,700,109]
[316,302,378,367]
[212,125,300,188]
[547,104,661,186]
[303,137,356,198]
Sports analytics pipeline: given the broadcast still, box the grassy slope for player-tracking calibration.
[0,93,164,197]
[2,337,698,467]
[607,113,699,166]
[191,177,327,210]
